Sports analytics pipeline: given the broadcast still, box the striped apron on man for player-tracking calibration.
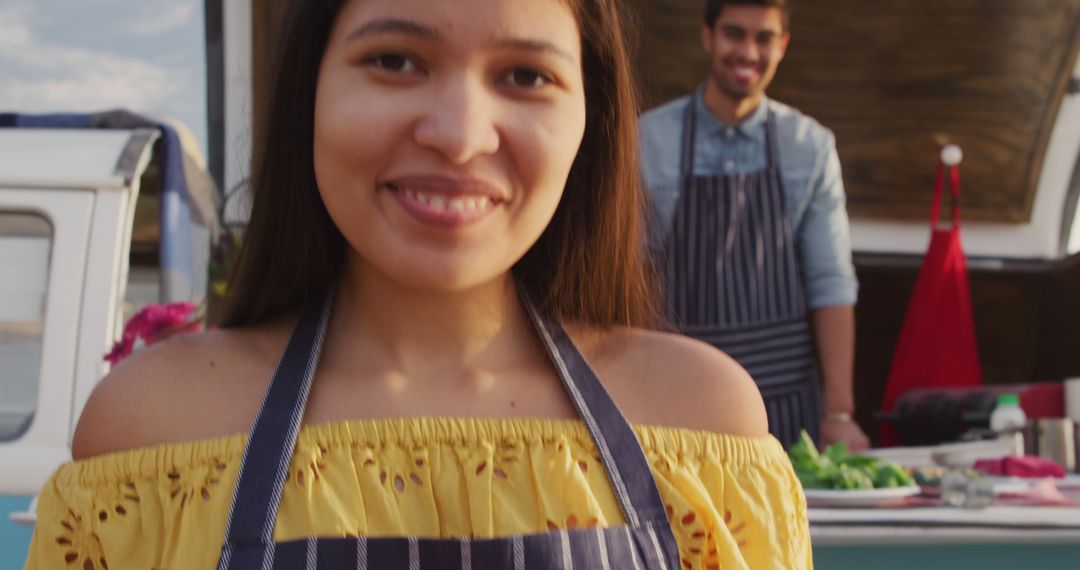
[661,92,822,447]
[216,289,682,570]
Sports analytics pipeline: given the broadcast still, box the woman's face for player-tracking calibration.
[314,0,586,292]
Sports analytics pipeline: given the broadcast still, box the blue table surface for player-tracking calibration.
[0,496,32,570]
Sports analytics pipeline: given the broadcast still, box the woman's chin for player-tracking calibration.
[379,260,514,295]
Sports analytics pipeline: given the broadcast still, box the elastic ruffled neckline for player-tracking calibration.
[58,417,788,486]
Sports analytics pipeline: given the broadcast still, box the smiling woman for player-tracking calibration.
[311,1,586,294]
[23,0,811,568]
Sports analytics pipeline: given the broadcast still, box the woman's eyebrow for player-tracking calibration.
[493,38,577,64]
[344,18,575,63]
[345,18,440,42]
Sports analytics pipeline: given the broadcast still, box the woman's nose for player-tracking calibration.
[414,76,501,165]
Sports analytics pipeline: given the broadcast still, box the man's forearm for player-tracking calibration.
[811,305,856,415]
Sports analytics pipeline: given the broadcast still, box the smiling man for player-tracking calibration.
[640,0,868,450]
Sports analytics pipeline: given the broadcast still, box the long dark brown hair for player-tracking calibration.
[222,0,660,329]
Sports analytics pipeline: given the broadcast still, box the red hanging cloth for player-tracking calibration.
[880,156,984,445]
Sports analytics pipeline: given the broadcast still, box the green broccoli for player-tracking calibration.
[873,463,914,488]
[788,430,912,491]
[831,464,875,490]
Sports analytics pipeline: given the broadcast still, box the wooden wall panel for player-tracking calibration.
[1034,254,1080,379]
[626,0,1080,223]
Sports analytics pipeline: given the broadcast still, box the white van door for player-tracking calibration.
[0,188,94,533]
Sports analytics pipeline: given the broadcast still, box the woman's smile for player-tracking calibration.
[384,173,506,229]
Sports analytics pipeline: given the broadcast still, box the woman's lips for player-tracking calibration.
[385,176,503,229]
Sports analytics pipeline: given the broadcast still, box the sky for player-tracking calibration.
[0,0,208,158]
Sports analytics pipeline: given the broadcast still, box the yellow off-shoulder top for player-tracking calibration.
[25,418,812,569]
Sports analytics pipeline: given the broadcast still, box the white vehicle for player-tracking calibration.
[0,123,216,569]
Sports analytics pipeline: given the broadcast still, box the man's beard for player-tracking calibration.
[709,63,765,103]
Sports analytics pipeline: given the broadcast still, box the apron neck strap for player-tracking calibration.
[218,290,335,567]
[519,287,673,528]
[931,161,962,229]
[678,89,701,181]
[764,109,780,170]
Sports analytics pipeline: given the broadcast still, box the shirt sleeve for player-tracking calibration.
[647,434,814,570]
[23,453,232,570]
[797,130,858,309]
[22,469,104,570]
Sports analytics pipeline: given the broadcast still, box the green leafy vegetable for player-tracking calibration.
[872,463,911,489]
[787,430,914,490]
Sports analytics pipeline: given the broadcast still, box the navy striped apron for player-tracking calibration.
[661,92,822,447]
[216,289,681,569]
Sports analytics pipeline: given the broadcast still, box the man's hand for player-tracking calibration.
[819,416,870,452]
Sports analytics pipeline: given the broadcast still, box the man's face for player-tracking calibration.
[702,5,790,102]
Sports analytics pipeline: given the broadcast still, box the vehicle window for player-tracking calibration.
[0,212,52,441]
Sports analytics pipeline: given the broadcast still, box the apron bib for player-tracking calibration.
[216,288,681,569]
[662,91,822,446]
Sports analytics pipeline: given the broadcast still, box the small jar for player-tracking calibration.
[940,469,994,509]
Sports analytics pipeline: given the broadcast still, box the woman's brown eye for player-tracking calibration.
[371,54,412,72]
[508,69,548,88]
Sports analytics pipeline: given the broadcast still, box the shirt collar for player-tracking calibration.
[694,92,770,142]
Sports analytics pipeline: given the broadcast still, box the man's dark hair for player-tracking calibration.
[704,0,790,29]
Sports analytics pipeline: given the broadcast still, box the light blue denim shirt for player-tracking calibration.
[639,94,858,309]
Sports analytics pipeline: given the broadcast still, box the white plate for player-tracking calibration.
[987,478,1032,495]
[989,474,1080,491]
[804,486,921,508]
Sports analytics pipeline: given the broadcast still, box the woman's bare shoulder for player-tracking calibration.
[71,323,291,460]
[571,325,769,437]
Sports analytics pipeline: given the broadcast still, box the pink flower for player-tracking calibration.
[103,302,201,365]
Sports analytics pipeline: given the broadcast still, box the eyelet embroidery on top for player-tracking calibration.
[537,439,605,533]
[166,468,192,512]
[495,441,521,477]
[374,445,428,493]
[650,454,746,569]
[291,457,328,488]
[724,508,747,549]
[285,443,337,488]
[665,498,747,570]
[666,503,702,569]
[354,443,429,494]
[203,463,225,500]
[63,476,169,569]
[474,440,521,482]
[406,445,429,489]
[75,461,230,567]
[55,508,106,569]
[162,460,228,510]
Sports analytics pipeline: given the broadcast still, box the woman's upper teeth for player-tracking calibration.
[404,189,491,212]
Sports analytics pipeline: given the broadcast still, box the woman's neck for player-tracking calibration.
[324,260,540,380]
